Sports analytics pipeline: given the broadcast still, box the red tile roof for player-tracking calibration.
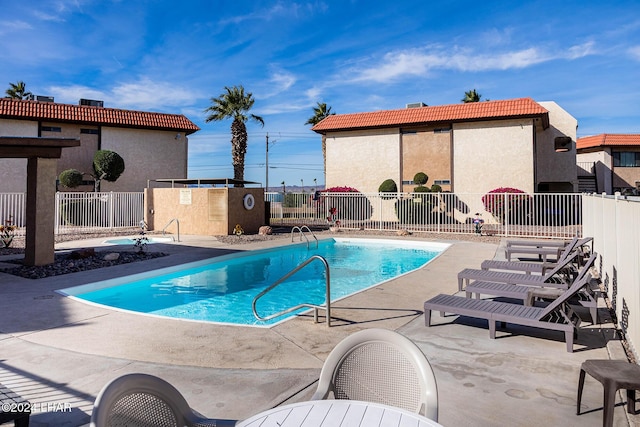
[0,98,200,134]
[312,98,549,133]
[577,134,640,149]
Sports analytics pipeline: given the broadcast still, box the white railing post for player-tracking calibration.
[109,191,114,229]
[54,192,60,235]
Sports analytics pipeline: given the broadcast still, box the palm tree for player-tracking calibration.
[305,102,335,177]
[461,89,482,103]
[5,81,32,100]
[204,86,264,186]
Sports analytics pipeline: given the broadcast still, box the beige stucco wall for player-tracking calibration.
[401,127,451,191]
[102,128,188,192]
[325,128,400,193]
[145,187,265,235]
[41,122,99,192]
[535,101,578,191]
[0,119,38,192]
[577,148,612,193]
[453,118,535,194]
[0,118,191,193]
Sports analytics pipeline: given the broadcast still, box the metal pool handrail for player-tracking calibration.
[291,225,318,248]
[252,255,332,327]
[162,218,180,242]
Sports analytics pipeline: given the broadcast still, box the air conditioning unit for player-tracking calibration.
[406,102,427,108]
[36,95,54,102]
[79,98,104,107]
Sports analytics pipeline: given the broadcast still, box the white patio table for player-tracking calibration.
[236,399,442,427]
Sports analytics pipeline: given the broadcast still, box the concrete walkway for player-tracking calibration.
[0,234,636,426]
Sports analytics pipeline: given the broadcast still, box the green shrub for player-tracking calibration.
[413,172,428,185]
[430,184,442,192]
[413,185,430,193]
[93,150,125,182]
[59,169,84,188]
[283,192,298,207]
[395,196,435,224]
[378,179,398,200]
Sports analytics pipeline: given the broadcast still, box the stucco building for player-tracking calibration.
[576,134,640,194]
[312,98,578,195]
[0,98,199,192]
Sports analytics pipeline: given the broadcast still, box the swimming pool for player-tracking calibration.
[59,238,449,326]
[103,237,174,245]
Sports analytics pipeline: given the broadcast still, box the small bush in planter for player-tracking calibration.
[395,196,435,224]
[59,169,84,188]
[430,184,442,193]
[378,179,398,199]
[413,172,428,186]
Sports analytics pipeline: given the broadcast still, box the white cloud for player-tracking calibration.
[566,41,596,59]
[258,101,310,115]
[32,11,66,22]
[0,20,32,32]
[349,43,595,83]
[47,77,198,111]
[111,78,196,109]
[47,85,107,104]
[255,69,297,100]
[220,1,327,25]
[629,46,640,61]
[304,87,322,101]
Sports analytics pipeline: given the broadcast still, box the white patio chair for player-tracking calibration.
[311,328,439,421]
[90,373,236,427]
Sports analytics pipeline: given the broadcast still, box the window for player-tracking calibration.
[434,179,451,185]
[41,126,61,132]
[613,152,640,167]
[80,128,99,134]
[434,127,451,133]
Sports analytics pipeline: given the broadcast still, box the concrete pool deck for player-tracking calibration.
[0,233,636,426]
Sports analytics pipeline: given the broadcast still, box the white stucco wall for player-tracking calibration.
[325,128,400,193]
[101,127,188,192]
[453,119,535,194]
[536,101,578,190]
[0,119,39,192]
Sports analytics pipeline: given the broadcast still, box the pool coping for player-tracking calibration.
[57,237,452,327]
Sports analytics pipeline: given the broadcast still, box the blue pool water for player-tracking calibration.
[103,237,174,245]
[60,238,449,326]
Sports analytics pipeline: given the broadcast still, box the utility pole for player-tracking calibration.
[265,133,269,191]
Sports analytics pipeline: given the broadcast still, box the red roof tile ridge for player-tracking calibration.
[577,133,640,149]
[312,97,547,132]
[0,98,200,133]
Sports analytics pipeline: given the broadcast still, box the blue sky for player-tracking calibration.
[1,1,639,188]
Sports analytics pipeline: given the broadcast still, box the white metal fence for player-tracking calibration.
[582,193,640,361]
[54,192,145,234]
[2,191,581,238]
[0,192,145,236]
[0,193,26,231]
[267,191,583,238]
